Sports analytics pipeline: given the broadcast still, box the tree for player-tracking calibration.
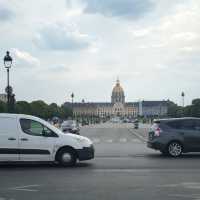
[15,101,31,114]
[167,101,183,117]
[0,99,75,120]
[189,99,200,117]
[0,101,6,113]
[30,100,50,119]
[61,104,73,119]
[48,103,62,119]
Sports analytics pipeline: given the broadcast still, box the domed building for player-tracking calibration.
[110,79,134,117]
[66,79,137,118]
[64,78,169,119]
[111,79,125,104]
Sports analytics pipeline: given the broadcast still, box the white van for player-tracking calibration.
[0,114,94,166]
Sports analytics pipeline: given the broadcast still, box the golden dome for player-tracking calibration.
[112,79,124,94]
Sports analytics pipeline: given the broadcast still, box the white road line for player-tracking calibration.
[10,184,40,192]
[106,139,113,143]
[119,138,127,143]
[131,139,141,143]
[92,138,100,143]
[90,169,200,173]
[168,194,200,198]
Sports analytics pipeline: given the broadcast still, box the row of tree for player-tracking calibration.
[0,98,199,120]
[167,99,200,118]
[0,100,72,120]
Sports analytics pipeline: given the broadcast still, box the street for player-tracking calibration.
[1,123,200,200]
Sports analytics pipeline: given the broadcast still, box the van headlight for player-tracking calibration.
[75,137,88,143]
[75,137,92,146]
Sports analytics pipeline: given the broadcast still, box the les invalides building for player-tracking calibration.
[64,79,169,118]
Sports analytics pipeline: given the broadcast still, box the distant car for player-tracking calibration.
[61,120,80,135]
[134,120,139,129]
[111,117,121,123]
[147,117,200,157]
[82,120,89,126]
[122,118,128,123]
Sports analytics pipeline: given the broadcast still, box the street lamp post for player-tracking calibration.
[181,92,185,107]
[181,92,185,117]
[71,93,74,119]
[4,51,13,113]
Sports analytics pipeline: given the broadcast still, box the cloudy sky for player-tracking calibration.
[0,0,199,105]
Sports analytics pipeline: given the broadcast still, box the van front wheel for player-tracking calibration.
[57,148,77,167]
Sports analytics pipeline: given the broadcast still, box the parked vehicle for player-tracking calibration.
[110,117,121,123]
[133,119,139,129]
[0,114,94,166]
[123,118,129,123]
[82,120,89,126]
[61,120,80,135]
[147,117,200,157]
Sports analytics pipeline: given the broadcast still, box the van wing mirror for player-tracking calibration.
[42,130,48,137]
[42,129,58,137]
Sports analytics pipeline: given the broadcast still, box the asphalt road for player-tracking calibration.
[1,123,200,200]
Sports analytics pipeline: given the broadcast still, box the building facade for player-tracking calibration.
[64,79,169,118]
[136,101,168,117]
[0,94,7,103]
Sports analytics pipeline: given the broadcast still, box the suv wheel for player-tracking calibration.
[57,148,77,167]
[168,142,183,157]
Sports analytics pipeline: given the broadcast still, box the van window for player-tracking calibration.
[20,119,58,137]
[0,117,17,134]
[20,119,44,136]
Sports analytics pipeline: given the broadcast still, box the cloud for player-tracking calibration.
[34,23,94,51]
[131,28,152,37]
[179,46,197,53]
[66,0,154,19]
[171,32,199,42]
[0,6,14,22]
[12,48,40,67]
[50,64,71,72]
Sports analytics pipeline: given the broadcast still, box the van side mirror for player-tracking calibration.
[42,129,58,137]
[42,130,48,137]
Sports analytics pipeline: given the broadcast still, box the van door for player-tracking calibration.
[19,118,57,161]
[0,117,19,161]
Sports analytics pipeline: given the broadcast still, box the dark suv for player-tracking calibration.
[147,117,200,157]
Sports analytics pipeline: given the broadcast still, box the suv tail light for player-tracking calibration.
[150,122,162,137]
[154,127,162,136]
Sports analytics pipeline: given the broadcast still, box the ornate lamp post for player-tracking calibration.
[4,51,13,113]
[71,93,74,119]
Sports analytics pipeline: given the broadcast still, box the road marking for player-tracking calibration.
[168,194,200,198]
[10,184,40,192]
[119,138,127,143]
[92,138,100,143]
[158,182,200,189]
[89,169,200,173]
[131,139,141,143]
[106,139,113,143]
